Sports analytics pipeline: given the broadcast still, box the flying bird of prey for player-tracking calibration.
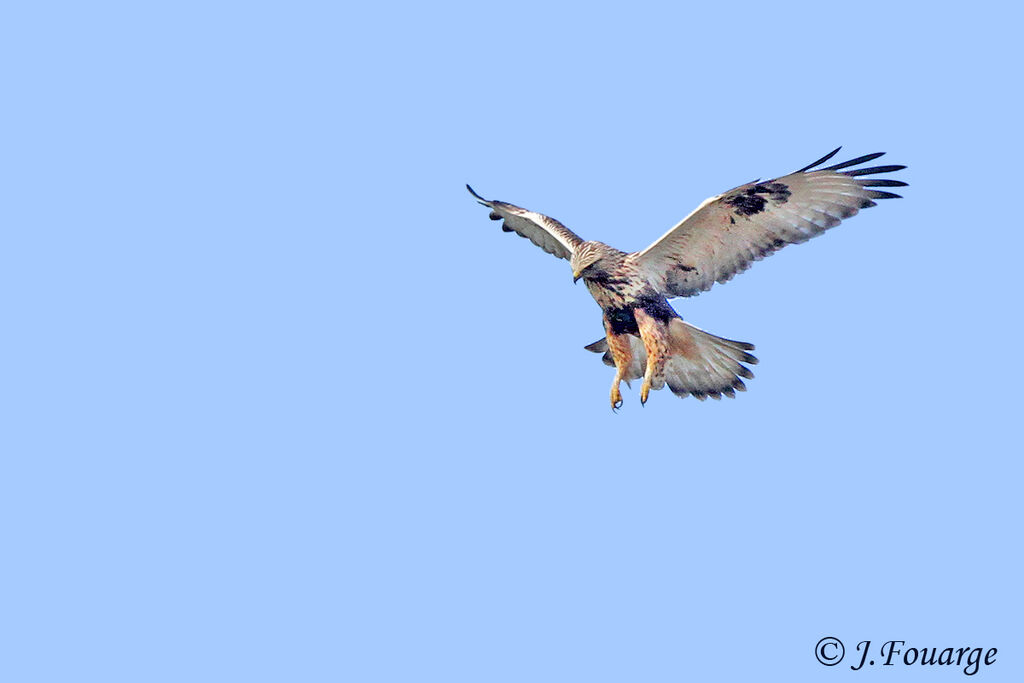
[468,148,906,409]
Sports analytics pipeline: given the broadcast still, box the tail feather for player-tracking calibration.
[584,319,757,401]
[665,319,757,400]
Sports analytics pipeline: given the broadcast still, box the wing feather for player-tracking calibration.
[467,185,584,261]
[634,150,906,297]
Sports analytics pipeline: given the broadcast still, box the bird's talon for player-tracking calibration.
[610,385,624,411]
[606,382,622,409]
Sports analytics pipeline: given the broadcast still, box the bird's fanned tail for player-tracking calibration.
[585,320,757,400]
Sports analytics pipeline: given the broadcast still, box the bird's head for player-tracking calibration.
[571,241,619,283]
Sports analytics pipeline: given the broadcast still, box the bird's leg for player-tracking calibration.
[610,376,623,411]
[634,309,670,406]
[603,319,633,411]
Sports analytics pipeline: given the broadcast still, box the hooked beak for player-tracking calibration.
[573,271,581,284]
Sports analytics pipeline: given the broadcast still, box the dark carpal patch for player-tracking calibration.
[726,181,791,217]
[726,192,766,216]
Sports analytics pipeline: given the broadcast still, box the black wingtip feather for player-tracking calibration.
[798,150,909,189]
[796,147,842,173]
[865,190,903,200]
[857,179,908,187]
[466,184,490,205]
[842,164,906,177]
[823,152,886,171]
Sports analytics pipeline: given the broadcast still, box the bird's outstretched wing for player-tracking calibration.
[634,149,907,298]
[467,185,584,261]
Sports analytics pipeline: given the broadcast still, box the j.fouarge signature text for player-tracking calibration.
[851,640,996,675]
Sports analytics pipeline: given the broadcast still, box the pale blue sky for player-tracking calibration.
[2,2,1021,681]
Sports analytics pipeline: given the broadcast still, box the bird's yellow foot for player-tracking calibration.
[640,380,651,406]
[610,383,623,411]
